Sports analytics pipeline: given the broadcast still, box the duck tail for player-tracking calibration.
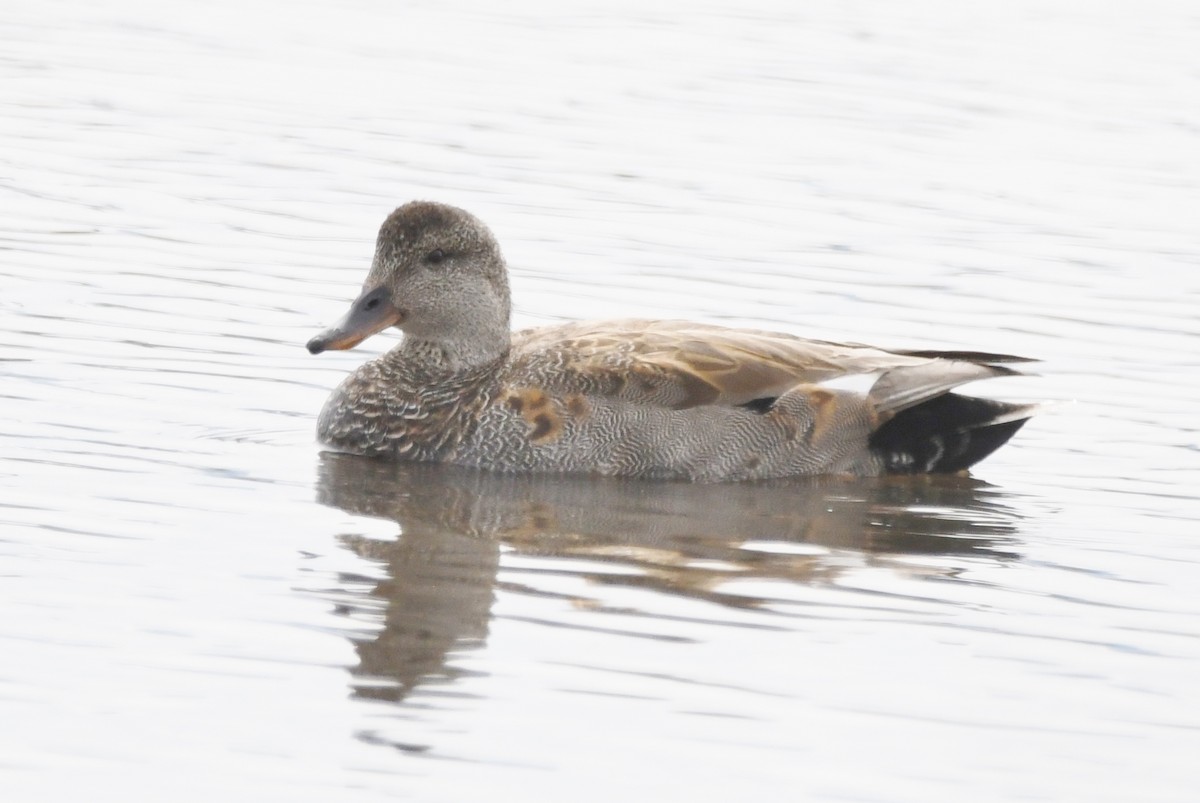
[868,394,1037,474]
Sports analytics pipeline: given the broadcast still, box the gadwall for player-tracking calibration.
[307,201,1035,480]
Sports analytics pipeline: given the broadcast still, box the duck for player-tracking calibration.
[306,201,1035,481]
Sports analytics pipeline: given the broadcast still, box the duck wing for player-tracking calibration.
[510,319,1028,413]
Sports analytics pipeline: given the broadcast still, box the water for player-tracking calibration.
[3,1,1199,801]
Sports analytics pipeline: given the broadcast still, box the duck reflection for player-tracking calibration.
[315,453,1024,704]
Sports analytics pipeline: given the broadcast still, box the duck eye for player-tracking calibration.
[425,249,446,265]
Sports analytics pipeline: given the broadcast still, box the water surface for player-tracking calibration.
[3,1,1199,801]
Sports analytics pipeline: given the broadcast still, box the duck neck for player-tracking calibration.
[392,331,510,379]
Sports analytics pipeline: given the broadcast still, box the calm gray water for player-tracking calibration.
[3,1,1199,801]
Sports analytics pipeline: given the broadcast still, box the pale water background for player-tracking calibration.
[3,1,1199,801]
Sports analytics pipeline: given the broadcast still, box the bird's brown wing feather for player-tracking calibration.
[510,320,1022,412]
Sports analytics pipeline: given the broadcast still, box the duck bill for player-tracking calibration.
[306,287,403,354]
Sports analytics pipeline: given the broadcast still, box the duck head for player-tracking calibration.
[307,201,512,358]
